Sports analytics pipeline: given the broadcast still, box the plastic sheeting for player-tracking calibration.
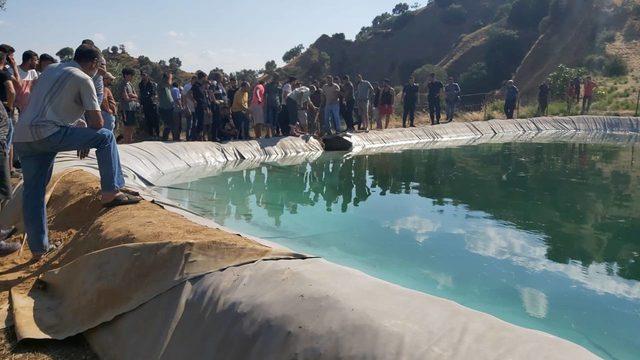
[327,116,640,152]
[8,117,635,359]
[85,259,597,360]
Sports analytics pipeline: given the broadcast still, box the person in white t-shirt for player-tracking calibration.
[10,50,39,112]
[13,44,141,259]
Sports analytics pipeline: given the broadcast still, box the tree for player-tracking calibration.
[603,55,629,77]
[158,60,167,68]
[118,44,127,54]
[137,55,152,67]
[484,29,525,86]
[508,0,551,30]
[410,2,421,10]
[233,69,259,84]
[392,2,410,15]
[331,33,346,40]
[55,47,74,62]
[264,60,278,74]
[0,0,6,10]
[109,45,119,54]
[412,64,448,84]
[547,64,587,97]
[168,57,182,71]
[441,4,468,25]
[459,62,491,93]
[282,44,305,63]
[433,0,453,8]
[372,12,392,27]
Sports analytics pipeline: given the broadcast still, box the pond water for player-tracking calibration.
[156,141,640,360]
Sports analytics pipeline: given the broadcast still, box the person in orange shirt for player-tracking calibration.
[100,72,118,131]
[581,76,597,114]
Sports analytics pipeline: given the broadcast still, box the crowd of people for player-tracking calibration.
[112,71,466,145]
[537,76,598,116]
[0,38,602,257]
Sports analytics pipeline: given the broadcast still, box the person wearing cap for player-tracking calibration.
[101,72,118,131]
[37,53,57,74]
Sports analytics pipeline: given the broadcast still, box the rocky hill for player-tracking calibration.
[282,0,640,97]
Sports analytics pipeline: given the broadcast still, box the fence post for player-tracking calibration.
[635,90,639,117]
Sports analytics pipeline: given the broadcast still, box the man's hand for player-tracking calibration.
[84,110,104,129]
[77,149,90,159]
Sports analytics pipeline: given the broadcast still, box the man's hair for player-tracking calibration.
[342,75,350,81]
[0,51,6,64]
[39,53,56,63]
[22,50,38,63]
[229,76,236,81]
[258,79,265,85]
[122,67,135,77]
[81,39,95,46]
[0,44,15,54]
[288,76,297,83]
[241,81,250,88]
[73,44,101,64]
[172,82,179,87]
[196,70,207,79]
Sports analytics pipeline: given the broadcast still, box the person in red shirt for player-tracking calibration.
[581,76,597,114]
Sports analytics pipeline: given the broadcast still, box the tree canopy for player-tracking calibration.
[282,44,305,63]
[392,2,410,15]
[55,47,74,62]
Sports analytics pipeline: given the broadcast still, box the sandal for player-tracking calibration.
[121,188,141,197]
[102,193,142,208]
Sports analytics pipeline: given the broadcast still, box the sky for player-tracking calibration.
[0,0,402,72]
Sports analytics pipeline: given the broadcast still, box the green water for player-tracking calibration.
[157,141,640,359]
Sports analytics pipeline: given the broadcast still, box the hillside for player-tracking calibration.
[281,0,640,98]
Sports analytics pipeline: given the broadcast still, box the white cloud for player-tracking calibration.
[388,216,440,243]
[93,33,106,42]
[167,31,188,47]
[423,270,454,290]
[519,287,548,319]
[122,40,137,53]
[167,30,179,38]
[465,224,640,300]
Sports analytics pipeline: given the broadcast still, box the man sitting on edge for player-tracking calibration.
[13,44,141,259]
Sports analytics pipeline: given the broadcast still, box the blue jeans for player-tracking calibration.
[265,104,279,131]
[14,127,125,254]
[232,111,250,140]
[324,104,341,133]
[102,111,116,131]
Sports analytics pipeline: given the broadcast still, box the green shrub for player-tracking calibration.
[603,55,629,77]
[547,64,587,97]
[484,29,525,87]
[459,62,491,94]
[412,63,448,84]
[441,4,468,25]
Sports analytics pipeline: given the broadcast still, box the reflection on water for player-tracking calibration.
[158,142,640,360]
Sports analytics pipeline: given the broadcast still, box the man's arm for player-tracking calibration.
[4,80,15,111]
[85,110,104,129]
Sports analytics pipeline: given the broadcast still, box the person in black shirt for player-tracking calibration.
[538,80,550,116]
[402,76,419,127]
[427,73,443,125]
[189,71,209,141]
[0,103,19,256]
[139,72,160,139]
[227,77,238,108]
